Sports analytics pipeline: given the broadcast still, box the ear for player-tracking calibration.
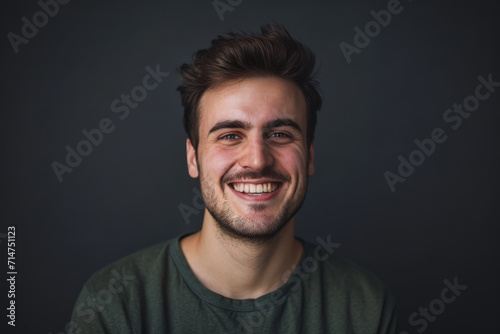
[186,138,199,178]
[307,142,315,176]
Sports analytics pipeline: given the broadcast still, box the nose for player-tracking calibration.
[238,136,274,170]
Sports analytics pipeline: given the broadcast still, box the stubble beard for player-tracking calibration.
[199,168,308,245]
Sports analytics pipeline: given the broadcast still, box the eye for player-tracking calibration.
[269,132,294,144]
[270,132,290,138]
[220,133,241,141]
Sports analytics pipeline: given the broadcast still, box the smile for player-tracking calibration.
[231,182,281,196]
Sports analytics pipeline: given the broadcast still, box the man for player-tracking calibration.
[70,24,396,333]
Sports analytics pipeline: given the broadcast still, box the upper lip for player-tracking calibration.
[228,179,283,184]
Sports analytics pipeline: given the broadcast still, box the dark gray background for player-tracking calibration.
[1,0,499,333]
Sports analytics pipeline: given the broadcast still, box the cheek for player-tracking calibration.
[273,147,308,174]
[201,148,237,179]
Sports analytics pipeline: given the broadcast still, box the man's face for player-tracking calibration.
[186,77,314,242]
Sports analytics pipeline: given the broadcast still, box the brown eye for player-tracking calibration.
[270,132,290,139]
[220,134,240,140]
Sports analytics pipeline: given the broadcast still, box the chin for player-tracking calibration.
[208,205,292,244]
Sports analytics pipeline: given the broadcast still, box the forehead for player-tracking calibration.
[198,77,307,132]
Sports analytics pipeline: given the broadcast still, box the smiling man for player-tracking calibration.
[70,24,396,333]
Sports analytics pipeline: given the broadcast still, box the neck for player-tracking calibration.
[180,210,303,299]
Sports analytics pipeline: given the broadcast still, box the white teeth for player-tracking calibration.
[231,182,279,195]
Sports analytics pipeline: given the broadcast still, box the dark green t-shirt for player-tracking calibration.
[70,234,396,333]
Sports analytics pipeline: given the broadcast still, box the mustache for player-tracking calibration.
[221,167,291,185]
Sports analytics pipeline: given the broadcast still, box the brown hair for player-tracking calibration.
[177,24,322,150]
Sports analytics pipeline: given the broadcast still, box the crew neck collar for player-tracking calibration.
[169,233,310,312]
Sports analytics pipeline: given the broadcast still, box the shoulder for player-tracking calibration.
[70,238,180,332]
[301,237,390,297]
[82,240,171,292]
[327,253,386,293]
[76,234,187,311]
[299,239,397,332]
[300,238,396,311]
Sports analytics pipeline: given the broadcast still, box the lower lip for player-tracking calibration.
[228,184,282,201]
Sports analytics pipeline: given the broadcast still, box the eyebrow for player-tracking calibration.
[264,118,302,133]
[208,120,252,134]
[208,118,302,135]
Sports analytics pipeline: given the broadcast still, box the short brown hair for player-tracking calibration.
[177,24,322,150]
